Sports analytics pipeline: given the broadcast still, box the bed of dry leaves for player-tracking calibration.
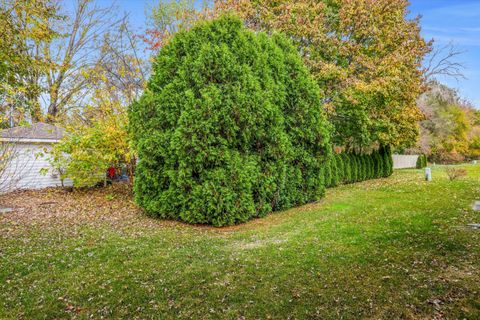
[0,183,175,239]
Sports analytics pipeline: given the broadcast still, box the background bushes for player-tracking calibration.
[416,154,428,169]
[331,148,393,185]
[129,16,331,226]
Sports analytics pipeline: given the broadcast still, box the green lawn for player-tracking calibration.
[1,165,480,319]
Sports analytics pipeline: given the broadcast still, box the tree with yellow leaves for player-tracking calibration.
[215,0,431,150]
[0,0,59,125]
[47,18,146,187]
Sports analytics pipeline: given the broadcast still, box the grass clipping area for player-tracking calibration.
[1,165,480,319]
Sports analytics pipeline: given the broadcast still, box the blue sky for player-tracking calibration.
[409,0,480,108]
[100,0,480,108]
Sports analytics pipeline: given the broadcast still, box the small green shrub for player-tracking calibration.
[416,154,427,169]
[416,154,423,169]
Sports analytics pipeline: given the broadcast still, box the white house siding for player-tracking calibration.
[392,154,419,169]
[1,142,72,192]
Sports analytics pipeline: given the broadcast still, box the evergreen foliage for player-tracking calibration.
[330,155,338,187]
[324,158,333,188]
[130,15,397,226]
[342,153,352,183]
[416,154,428,169]
[373,151,383,179]
[368,154,376,179]
[381,146,393,177]
[360,155,367,181]
[129,16,332,226]
[329,150,393,187]
[335,153,344,183]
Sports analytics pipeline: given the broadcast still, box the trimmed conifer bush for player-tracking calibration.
[129,16,332,226]
[342,153,352,183]
[354,154,361,182]
[417,154,428,169]
[349,154,357,183]
[368,154,375,179]
[330,155,338,187]
[381,146,393,177]
[416,155,421,169]
[360,155,367,181]
[324,158,333,188]
[387,146,394,176]
[335,153,344,183]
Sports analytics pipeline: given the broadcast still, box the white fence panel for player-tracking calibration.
[393,155,419,169]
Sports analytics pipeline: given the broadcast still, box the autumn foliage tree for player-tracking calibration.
[215,0,431,150]
[48,17,146,187]
[416,81,480,163]
[140,0,214,51]
[0,0,59,124]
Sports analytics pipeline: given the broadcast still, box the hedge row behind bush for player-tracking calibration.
[325,146,393,188]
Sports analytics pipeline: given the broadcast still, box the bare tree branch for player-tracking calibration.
[424,41,467,81]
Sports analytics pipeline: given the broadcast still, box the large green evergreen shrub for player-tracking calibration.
[129,16,331,226]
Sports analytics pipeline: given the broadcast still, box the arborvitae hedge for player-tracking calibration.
[129,16,332,226]
[324,159,333,188]
[359,155,366,181]
[374,151,383,179]
[342,153,352,183]
[367,155,374,179]
[335,153,344,183]
[327,149,393,187]
[386,146,394,176]
[330,156,338,187]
